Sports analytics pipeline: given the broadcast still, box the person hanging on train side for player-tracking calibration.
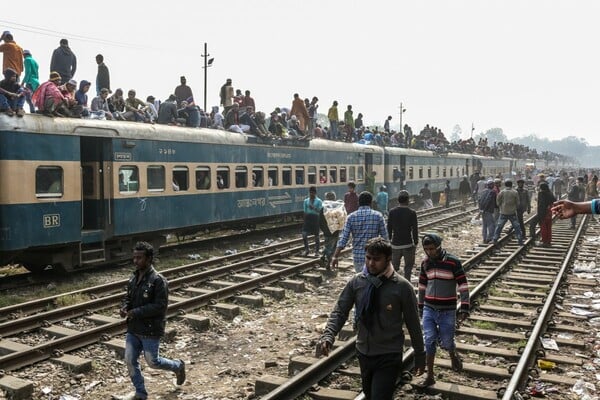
[317,237,425,400]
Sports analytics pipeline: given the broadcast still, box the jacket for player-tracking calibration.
[496,188,519,215]
[122,266,169,337]
[50,45,77,81]
[23,55,39,91]
[516,187,531,213]
[387,206,418,247]
[320,270,425,362]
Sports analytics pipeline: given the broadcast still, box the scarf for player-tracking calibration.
[354,264,393,328]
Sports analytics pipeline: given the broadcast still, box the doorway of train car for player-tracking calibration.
[80,137,111,232]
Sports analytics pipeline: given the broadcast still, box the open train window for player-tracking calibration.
[195,166,211,190]
[418,167,423,179]
[252,167,264,187]
[349,167,356,182]
[340,167,347,183]
[449,167,453,177]
[282,167,292,186]
[235,166,248,188]
[36,166,63,198]
[268,167,278,186]
[442,167,446,178]
[427,167,432,178]
[308,166,316,184]
[295,167,304,185]
[319,167,327,184]
[409,167,414,180]
[217,166,230,189]
[119,166,139,193]
[147,166,165,191]
[436,166,440,177]
[173,166,188,191]
[357,166,364,181]
[330,167,337,183]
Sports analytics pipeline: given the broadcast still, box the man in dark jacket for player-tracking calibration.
[317,238,425,400]
[95,54,110,95]
[118,242,185,400]
[516,179,531,240]
[459,175,471,210]
[50,39,77,84]
[387,190,418,281]
[478,179,497,244]
[567,176,586,229]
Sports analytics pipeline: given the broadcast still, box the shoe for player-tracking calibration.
[450,351,463,372]
[111,393,144,400]
[5,108,15,117]
[302,250,309,257]
[15,108,25,117]
[175,359,186,385]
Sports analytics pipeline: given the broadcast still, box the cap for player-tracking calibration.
[1,30,11,38]
[67,79,77,86]
[486,179,494,185]
[100,88,109,94]
[23,49,31,56]
[49,71,61,81]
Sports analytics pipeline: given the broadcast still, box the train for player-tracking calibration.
[0,115,575,272]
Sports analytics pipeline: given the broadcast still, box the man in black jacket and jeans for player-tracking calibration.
[387,190,419,281]
[117,242,185,400]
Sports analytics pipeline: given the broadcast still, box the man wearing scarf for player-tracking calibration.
[418,233,470,387]
[317,237,425,400]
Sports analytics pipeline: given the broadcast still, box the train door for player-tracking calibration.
[80,137,112,232]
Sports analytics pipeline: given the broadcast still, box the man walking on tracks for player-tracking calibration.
[418,233,470,387]
[115,242,186,400]
[331,191,388,272]
[387,190,419,281]
[491,179,524,245]
[317,237,425,400]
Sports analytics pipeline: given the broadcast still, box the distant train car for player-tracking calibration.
[0,115,383,272]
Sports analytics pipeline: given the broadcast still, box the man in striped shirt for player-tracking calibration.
[418,233,470,387]
[331,191,388,272]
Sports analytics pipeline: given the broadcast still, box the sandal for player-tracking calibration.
[450,352,463,372]
[419,375,436,387]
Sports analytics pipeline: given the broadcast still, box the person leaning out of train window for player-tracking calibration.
[172,179,179,192]
[317,238,425,400]
[319,172,327,184]
[0,68,26,117]
[216,174,225,189]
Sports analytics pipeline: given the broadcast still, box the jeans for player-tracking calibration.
[392,246,416,281]
[329,120,338,140]
[482,211,495,242]
[124,332,182,399]
[423,306,456,355]
[357,352,402,400]
[492,213,523,244]
[0,92,25,111]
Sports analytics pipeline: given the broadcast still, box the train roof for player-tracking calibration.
[0,114,383,153]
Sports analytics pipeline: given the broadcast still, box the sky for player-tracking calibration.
[3,1,599,144]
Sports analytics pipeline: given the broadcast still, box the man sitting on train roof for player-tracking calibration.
[58,79,83,117]
[157,94,178,125]
[123,89,151,123]
[0,68,26,117]
[74,80,91,117]
[224,103,250,133]
[90,88,113,120]
[108,88,126,120]
[32,71,70,117]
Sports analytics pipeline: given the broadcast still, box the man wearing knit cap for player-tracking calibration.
[32,72,68,116]
[418,233,470,386]
[0,68,26,116]
[22,49,39,113]
[50,38,77,84]
[0,32,24,79]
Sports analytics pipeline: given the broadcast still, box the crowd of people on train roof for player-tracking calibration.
[0,32,570,163]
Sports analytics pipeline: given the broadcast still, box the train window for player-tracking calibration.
[235,166,248,188]
[268,167,278,186]
[349,167,356,182]
[340,167,347,183]
[119,166,139,193]
[282,167,292,186]
[173,166,189,191]
[36,166,63,198]
[409,167,414,180]
[295,167,304,185]
[418,167,423,179]
[319,167,327,184]
[217,166,230,189]
[252,167,264,187]
[308,166,317,184]
[357,166,364,181]
[195,166,211,190]
[436,166,440,177]
[330,167,337,183]
[449,167,453,177]
[442,167,446,178]
[82,165,94,196]
[427,167,432,178]
[148,165,165,191]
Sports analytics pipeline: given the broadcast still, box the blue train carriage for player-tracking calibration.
[477,155,514,180]
[0,114,384,272]
[383,148,474,203]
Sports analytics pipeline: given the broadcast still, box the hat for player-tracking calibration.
[516,178,525,183]
[67,79,77,86]
[100,88,109,94]
[3,68,16,78]
[422,233,443,247]
[23,49,31,56]
[1,30,10,38]
[486,179,494,185]
[49,71,61,81]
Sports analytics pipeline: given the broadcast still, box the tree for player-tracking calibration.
[450,124,462,142]
[483,128,508,145]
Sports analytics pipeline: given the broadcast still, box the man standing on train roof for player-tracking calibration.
[174,76,193,107]
[331,191,388,272]
[317,237,425,400]
[22,49,39,113]
[290,93,310,134]
[344,181,359,214]
[219,78,234,114]
[115,242,186,400]
[50,39,77,84]
[0,31,24,80]
[302,186,323,257]
[327,100,339,140]
[95,54,110,95]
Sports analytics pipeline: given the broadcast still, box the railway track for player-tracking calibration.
[256,214,595,400]
[0,205,476,398]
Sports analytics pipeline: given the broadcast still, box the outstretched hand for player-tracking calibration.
[551,200,575,219]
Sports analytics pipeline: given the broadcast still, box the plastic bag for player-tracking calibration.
[322,200,347,233]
